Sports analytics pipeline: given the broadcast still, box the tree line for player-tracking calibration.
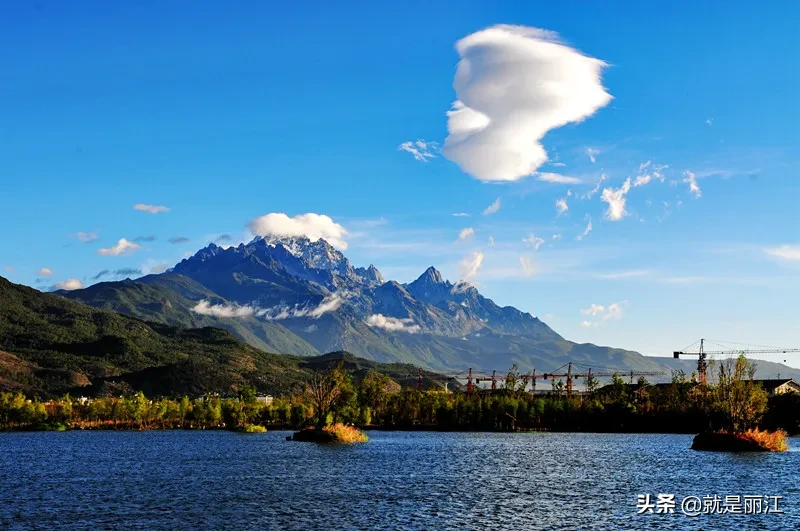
[2,355,798,434]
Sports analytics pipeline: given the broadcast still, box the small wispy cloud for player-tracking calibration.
[584,174,607,199]
[169,237,191,244]
[258,294,344,320]
[536,172,582,185]
[366,314,421,334]
[764,244,800,262]
[705,118,713,126]
[134,203,170,214]
[555,197,569,215]
[459,251,484,280]
[580,300,627,327]
[576,216,593,241]
[73,231,99,243]
[91,270,110,281]
[54,278,84,291]
[458,227,475,241]
[192,300,254,318]
[398,139,439,162]
[482,198,502,216]
[452,212,470,217]
[114,268,142,278]
[519,255,536,277]
[682,170,702,198]
[133,235,157,243]
[601,178,632,221]
[37,267,53,277]
[97,238,141,256]
[522,233,545,250]
[586,147,600,164]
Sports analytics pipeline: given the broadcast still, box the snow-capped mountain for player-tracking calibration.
[62,236,652,372]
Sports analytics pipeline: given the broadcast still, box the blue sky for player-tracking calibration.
[2,1,799,363]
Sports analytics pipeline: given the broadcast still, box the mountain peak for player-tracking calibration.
[418,266,444,285]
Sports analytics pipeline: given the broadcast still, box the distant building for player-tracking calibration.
[255,395,274,405]
[754,379,800,397]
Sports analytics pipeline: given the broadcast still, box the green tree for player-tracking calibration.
[713,354,768,432]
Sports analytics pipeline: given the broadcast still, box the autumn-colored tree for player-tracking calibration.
[306,365,348,429]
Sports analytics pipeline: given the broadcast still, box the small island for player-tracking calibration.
[290,366,368,443]
[692,355,788,452]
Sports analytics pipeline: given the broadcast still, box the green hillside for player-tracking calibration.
[0,276,453,397]
[61,274,320,356]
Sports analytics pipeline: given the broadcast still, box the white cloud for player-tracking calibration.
[705,118,713,126]
[488,235,495,247]
[458,227,475,241]
[459,251,484,280]
[585,173,607,199]
[576,216,592,241]
[633,162,667,187]
[555,197,569,215]
[442,25,612,182]
[580,300,627,327]
[366,314,421,334]
[522,233,545,250]
[553,233,562,240]
[587,147,600,163]
[452,212,470,217]
[536,172,582,184]
[55,278,84,291]
[97,238,141,256]
[192,300,254,318]
[764,244,800,262]
[258,293,344,320]
[37,268,54,276]
[248,212,349,249]
[133,203,170,214]
[683,171,702,198]
[601,178,632,221]
[482,197,502,215]
[519,255,536,277]
[74,231,99,243]
[596,270,650,279]
[398,139,439,162]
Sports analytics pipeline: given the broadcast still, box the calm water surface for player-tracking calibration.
[1,431,798,530]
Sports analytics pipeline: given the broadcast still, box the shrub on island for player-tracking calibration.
[233,424,267,433]
[692,428,787,452]
[291,423,367,443]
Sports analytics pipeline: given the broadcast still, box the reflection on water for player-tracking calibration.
[0,431,796,530]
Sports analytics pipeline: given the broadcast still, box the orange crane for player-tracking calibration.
[673,338,800,384]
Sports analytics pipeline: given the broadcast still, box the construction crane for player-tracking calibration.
[673,338,800,385]
[456,363,665,396]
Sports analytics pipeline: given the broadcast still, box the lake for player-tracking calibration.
[1,431,797,529]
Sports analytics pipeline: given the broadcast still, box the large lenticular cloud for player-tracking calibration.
[443,25,612,182]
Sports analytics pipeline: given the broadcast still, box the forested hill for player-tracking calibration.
[0,276,448,398]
